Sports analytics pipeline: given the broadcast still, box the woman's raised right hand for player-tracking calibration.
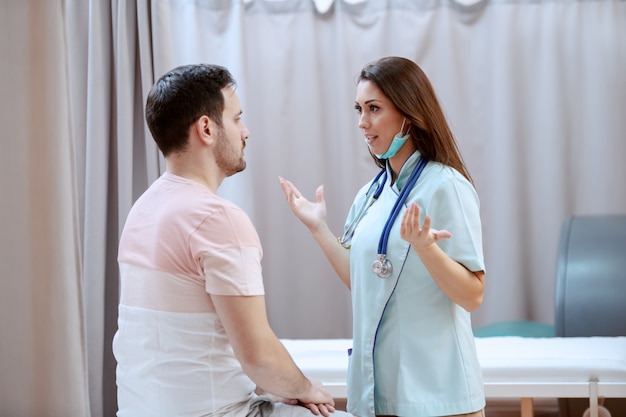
[279,177,327,232]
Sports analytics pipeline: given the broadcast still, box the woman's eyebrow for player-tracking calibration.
[355,99,382,105]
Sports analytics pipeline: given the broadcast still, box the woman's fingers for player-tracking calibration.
[279,177,304,207]
[315,185,325,204]
[401,203,453,245]
[402,203,421,235]
[278,176,293,201]
[421,214,431,234]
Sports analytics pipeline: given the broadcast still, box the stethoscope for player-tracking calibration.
[339,156,428,278]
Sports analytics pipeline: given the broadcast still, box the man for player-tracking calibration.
[113,64,351,417]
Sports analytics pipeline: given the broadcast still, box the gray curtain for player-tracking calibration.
[1,1,89,416]
[65,1,159,416]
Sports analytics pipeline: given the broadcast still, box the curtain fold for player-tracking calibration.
[67,1,156,415]
[0,1,89,415]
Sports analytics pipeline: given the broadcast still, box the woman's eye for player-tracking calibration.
[369,105,379,112]
[354,105,362,113]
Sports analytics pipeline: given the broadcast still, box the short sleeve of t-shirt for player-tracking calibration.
[190,204,265,296]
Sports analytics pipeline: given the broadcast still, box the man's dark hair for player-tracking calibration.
[145,64,236,156]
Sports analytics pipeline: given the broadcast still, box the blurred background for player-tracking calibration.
[1,0,624,416]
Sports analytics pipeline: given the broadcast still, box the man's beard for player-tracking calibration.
[214,128,246,177]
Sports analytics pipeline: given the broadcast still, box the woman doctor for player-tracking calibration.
[279,56,486,417]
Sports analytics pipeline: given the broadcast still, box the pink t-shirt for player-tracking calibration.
[113,172,265,416]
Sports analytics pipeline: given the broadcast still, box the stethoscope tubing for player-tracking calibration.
[340,156,428,279]
[372,156,427,278]
[339,168,387,248]
[377,156,428,256]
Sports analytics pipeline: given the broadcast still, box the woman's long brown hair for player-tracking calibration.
[358,56,473,184]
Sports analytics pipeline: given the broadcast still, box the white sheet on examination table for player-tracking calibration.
[281,336,626,399]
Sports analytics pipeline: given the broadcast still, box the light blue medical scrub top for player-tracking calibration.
[344,151,486,417]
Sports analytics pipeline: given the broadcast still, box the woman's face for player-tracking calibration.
[354,80,405,157]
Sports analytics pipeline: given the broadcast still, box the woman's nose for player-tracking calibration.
[358,113,368,129]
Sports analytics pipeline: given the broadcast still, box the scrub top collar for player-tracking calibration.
[386,150,423,192]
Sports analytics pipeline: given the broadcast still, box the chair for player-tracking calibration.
[555,214,626,337]
[555,215,626,417]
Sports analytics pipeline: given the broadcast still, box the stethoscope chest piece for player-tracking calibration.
[372,254,392,279]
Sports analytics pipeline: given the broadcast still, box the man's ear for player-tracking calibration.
[195,115,214,145]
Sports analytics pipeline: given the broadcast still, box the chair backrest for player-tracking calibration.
[555,214,626,337]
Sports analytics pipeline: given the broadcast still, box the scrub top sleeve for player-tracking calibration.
[427,174,485,273]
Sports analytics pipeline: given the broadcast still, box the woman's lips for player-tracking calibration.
[364,134,378,145]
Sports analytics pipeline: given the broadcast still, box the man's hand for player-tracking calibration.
[296,378,336,416]
[257,381,336,417]
[299,401,337,417]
